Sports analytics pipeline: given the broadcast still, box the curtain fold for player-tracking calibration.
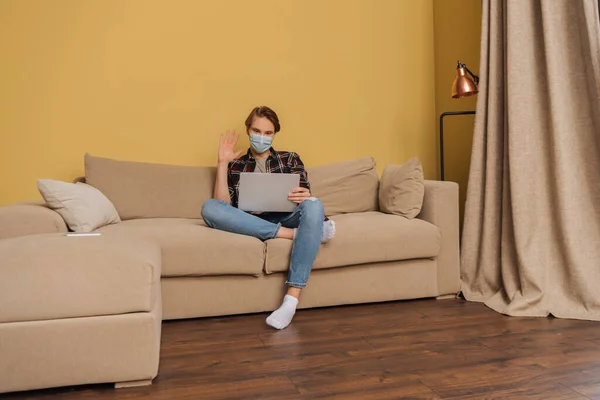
[461,0,600,321]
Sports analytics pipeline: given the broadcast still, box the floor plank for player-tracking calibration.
[2,298,600,399]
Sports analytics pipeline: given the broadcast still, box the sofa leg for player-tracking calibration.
[115,379,153,389]
[436,294,457,300]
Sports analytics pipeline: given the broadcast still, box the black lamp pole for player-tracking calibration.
[439,110,475,181]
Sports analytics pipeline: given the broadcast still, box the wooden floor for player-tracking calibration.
[4,298,600,400]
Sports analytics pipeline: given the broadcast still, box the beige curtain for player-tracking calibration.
[461,0,600,321]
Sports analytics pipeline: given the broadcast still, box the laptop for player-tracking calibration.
[238,173,300,212]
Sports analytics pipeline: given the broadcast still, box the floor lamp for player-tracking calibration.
[440,61,479,181]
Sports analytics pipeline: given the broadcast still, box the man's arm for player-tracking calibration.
[213,162,231,203]
[213,130,242,204]
[288,152,312,204]
[289,152,311,191]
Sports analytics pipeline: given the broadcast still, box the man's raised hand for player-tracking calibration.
[218,130,243,165]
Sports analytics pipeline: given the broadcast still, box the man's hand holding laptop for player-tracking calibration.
[288,187,311,204]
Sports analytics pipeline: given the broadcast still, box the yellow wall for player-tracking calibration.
[0,0,437,206]
[433,0,482,229]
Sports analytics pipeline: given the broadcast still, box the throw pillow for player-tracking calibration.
[37,179,121,233]
[307,157,380,216]
[379,157,425,218]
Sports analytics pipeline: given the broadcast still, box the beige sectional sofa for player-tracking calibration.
[0,154,460,394]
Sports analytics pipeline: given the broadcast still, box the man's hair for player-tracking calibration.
[245,106,281,133]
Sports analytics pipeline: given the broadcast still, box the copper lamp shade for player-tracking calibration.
[452,61,479,98]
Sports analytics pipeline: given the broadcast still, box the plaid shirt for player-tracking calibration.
[228,148,310,208]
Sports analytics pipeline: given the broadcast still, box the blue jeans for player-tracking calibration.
[201,199,324,288]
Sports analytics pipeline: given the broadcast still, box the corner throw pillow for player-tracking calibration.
[37,179,121,233]
[378,157,425,219]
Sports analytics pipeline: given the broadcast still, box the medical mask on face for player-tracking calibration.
[249,133,272,154]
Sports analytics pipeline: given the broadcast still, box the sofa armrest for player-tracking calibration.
[417,180,460,296]
[0,201,68,240]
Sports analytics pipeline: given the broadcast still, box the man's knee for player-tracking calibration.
[299,197,324,218]
[201,199,227,225]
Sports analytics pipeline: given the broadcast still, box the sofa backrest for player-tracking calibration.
[85,154,379,219]
[85,154,215,220]
[307,156,379,216]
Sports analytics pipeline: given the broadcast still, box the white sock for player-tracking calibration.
[321,220,336,243]
[266,294,298,330]
[292,220,336,243]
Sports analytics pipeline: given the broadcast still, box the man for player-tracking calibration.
[201,106,335,329]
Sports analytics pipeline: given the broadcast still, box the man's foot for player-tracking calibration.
[292,220,336,243]
[321,220,336,243]
[266,294,298,330]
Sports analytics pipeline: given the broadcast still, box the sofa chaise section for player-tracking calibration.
[0,233,162,394]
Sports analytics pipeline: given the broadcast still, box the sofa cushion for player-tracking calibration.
[85,154,215,220]
[265,211,440,273]
[0,233,160,324]
[307,157,379,216]
[97,218,265,277]
[0,201,68,240]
